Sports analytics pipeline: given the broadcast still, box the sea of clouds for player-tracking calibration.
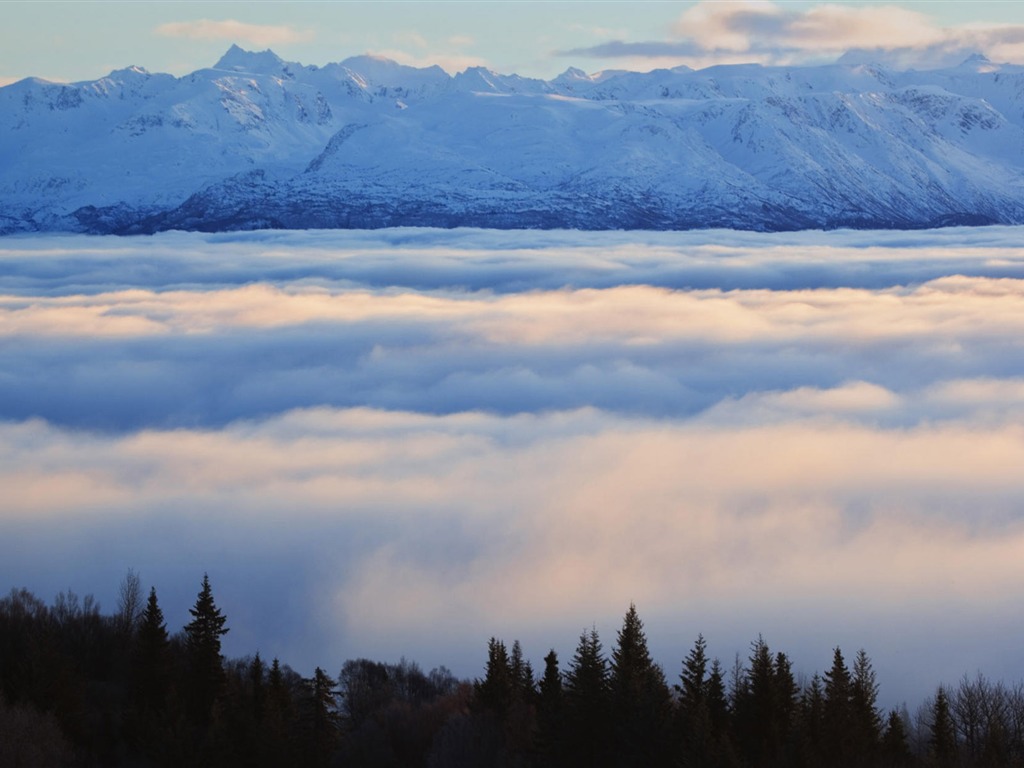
[3,226,1024,707]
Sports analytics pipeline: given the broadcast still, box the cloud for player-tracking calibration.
[4,405,1024,705]
[780,4,945,51]
[4,226,1024,704]
[154,19,314,47]
[4,228,1024,431]
[367,49,488,74]
[5,275,1024,429]
[357,30,484,74]
[7,225,1024,295]
[558,1,1024,69]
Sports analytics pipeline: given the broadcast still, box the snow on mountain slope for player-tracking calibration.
[4,46,1024,234]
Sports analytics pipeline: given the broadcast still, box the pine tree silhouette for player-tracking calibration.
[183,573,229,729]
[133,587,169,714]
[609,603,672,767]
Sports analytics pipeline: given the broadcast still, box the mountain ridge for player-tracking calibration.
[4,46,1024,234]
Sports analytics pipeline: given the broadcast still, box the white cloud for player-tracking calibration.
[4,228,1024,432]
[4,404,1024,701]
[5,227,1024,701]
[561,1,1024,69]
[154,19,314,47]
[368,48,488,74]
[675,2,947,54]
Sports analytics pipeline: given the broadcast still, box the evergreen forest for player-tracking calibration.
[0,572,1020,767]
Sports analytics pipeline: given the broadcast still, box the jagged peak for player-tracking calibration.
[457,65,501,78]
[102,65,152,80]
[554,66,594,83]
[452,66,508,91]
[338,54,450,86]
[954,52,998,73]
[213,45,286,74]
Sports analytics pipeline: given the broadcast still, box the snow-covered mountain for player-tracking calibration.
[4,45,1024,234]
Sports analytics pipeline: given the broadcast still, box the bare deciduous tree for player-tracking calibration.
[116,567,143,636]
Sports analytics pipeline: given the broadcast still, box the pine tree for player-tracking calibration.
[706,657,730,730]
[537,649,563,766]
[735,635,787,768]
[851,648,882,761]
[706,657,734,757]
[250,652,266,724]
[183,573,229,729]
[679,634,711,765]
[930,685,957,768]
[475,637,513,716]
[505,639,537,759]
[133,586,170,713]
[680,634,709,705]
[880,708,913,767]
[263,657,294,767]
[823,647,853,764]
[609,604,672,767]
[564,626,611,768]
[302,666,339,768]
[774,651,799,765]
[509,638,535,702]
[798,673,826,767]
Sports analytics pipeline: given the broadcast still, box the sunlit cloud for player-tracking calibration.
[557,1,1024,69]
[4,404,1024,701]
[4,227,1024,702]
[6,277,1024,350]
[154,19,314,47]
[3,228,1024,433]
[368,48,489,74]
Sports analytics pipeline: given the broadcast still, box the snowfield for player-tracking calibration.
[3,46,1024,234]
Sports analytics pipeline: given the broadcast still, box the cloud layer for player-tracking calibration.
[3,227,1024,705]
[559,1,1024,70]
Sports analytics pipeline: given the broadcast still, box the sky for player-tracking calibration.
[6,0,1024,713]
[4,226,1024,710]
[7,0,1024,87]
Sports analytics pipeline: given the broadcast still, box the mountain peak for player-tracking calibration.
[955,52,997,73]
[339,54,451,89]
[213,45,286,74]
[103,65,151,80]
[554,66,593,83]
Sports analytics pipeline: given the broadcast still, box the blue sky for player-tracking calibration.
[6,1,1024,85]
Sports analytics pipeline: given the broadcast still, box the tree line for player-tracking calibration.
[1,572,1021,767]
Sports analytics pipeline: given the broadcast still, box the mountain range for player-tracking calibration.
[3,45,1024,234]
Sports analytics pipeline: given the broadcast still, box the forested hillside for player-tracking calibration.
[1,573,1019,767]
